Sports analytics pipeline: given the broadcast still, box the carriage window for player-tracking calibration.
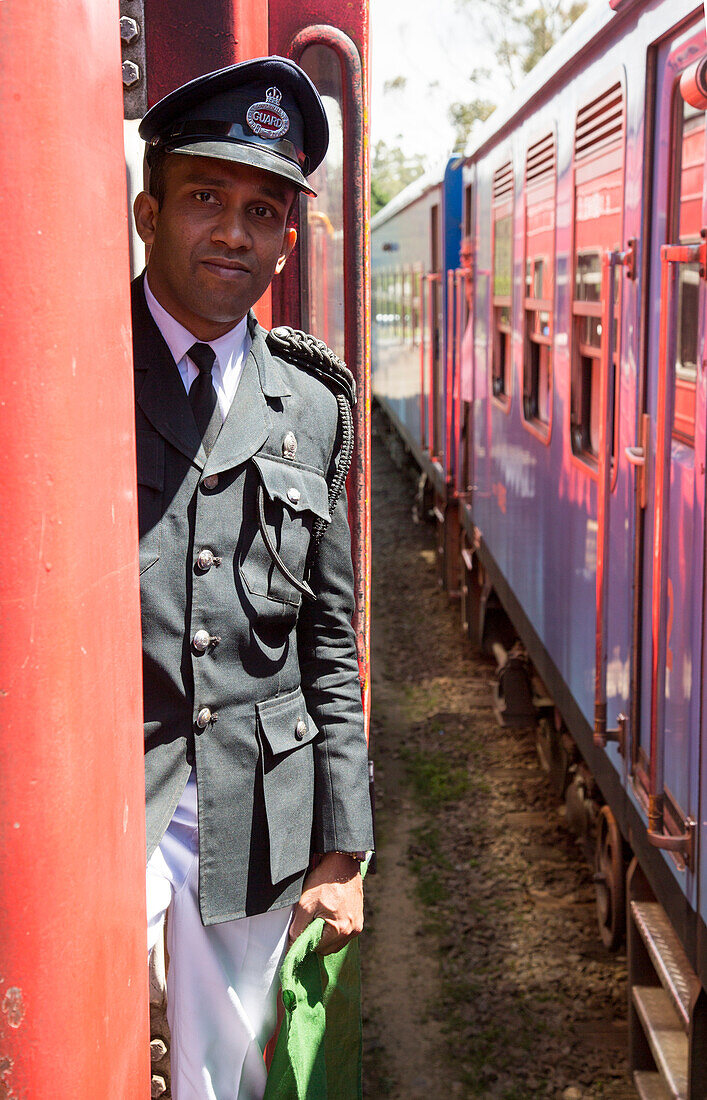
[492,162,513,404]
[412,268,422,347]
[394,270,403,342]
[671,96,704,445]
[571,82,625,461]
[464,182,473,239]
[523,134,555,431]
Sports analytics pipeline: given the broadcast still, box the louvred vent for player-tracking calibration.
[526,133,555,186]
[493,161,513,204]
[575,82,624,161]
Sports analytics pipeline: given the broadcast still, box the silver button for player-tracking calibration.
[282,431,297,460]
[287,487,301,505]
[196,707,212,729]
[197,548,215,571]
[203,474,219,490]
[295,718,307,741]
[193,629,211,653]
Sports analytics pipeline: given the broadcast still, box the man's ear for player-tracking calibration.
[275,228,297,275]
[134,191,160,247]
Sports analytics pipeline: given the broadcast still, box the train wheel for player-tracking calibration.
[594,805,625,950]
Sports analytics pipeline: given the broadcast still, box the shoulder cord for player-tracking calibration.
[255,393,355,603]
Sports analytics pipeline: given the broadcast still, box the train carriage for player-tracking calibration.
[373,1,707,1094]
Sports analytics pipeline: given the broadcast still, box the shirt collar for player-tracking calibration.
[143,273,249,368]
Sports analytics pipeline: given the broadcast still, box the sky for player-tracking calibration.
[370,0,500,170]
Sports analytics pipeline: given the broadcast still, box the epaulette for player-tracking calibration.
[262,326,356,592]
[266,326,356,407]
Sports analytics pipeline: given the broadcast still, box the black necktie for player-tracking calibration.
[188,342,221,454]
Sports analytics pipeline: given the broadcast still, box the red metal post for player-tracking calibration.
[0,1,149,1096]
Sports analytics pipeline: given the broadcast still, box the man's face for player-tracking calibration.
[459,240,473,271]
[134,155,297,340]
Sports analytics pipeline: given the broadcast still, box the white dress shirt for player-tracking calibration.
[144,274,251,419]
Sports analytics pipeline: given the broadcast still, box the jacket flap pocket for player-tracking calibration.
[136,430,165,490]
[256,689,317,756]
[253,454,330,522]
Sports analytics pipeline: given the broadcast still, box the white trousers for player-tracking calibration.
[146,775,292,1100]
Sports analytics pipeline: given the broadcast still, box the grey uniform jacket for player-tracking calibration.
[133,276,374,925]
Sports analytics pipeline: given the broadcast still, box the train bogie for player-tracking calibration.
[373,0,707,1093]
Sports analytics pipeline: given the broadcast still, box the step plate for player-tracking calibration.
[634,1070,672,1100]
[632,985,688,1099]
[631,902,699,1029]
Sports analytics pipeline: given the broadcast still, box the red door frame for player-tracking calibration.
[0,2,149,1095]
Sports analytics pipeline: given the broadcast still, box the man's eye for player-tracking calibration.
[251,205,274,218]
[194,191,217,203]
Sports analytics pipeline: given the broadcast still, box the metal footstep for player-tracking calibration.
[628,867,707,1100]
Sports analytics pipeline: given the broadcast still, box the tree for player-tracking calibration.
[448,98,496,153]
[519,0,587,75]
[371,140,427,216]
[445,0,585,150]
[456,0,587,87]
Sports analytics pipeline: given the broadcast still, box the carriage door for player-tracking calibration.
[636,21,707,874]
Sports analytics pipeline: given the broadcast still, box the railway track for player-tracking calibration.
[361,410,635,1099]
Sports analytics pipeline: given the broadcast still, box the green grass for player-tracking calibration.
[404,749,470,810]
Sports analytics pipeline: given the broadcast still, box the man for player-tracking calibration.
[132,56,374,1099]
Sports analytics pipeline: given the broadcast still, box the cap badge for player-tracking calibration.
[246,86,290,140]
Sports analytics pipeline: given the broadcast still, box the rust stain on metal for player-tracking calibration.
[0,1055,15,1100]
[1,988,24,1029]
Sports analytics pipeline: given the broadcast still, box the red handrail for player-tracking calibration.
[288,25,371,729]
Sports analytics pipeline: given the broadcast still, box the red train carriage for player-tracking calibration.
[0,1,370,1094]
[372,1,707,1095]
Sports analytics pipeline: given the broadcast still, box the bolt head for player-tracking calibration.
[120,16,140,43]
[122,59,140,88]
[150,1038,168,1062]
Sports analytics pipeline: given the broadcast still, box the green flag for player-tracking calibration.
[264,880,366,1099]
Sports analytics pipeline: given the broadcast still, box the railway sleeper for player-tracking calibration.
[628,860,707,1100]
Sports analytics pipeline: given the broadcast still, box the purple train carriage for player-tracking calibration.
[372,0,707,1095]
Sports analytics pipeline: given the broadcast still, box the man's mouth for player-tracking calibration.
[201,258,251,279]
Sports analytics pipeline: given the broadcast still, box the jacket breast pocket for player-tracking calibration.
[136,430,165,575]
[256,687,319,883]
[240,454,330,606]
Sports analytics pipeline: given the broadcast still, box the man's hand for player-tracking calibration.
[289,852,364,956]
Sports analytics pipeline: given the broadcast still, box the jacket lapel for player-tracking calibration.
[132,276,204,469]
[203,319,289,476]
[132,283,292,475]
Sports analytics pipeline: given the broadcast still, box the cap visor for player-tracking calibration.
[171,140,316,197]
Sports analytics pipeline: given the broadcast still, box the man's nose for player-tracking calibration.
[211,206,250,249]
